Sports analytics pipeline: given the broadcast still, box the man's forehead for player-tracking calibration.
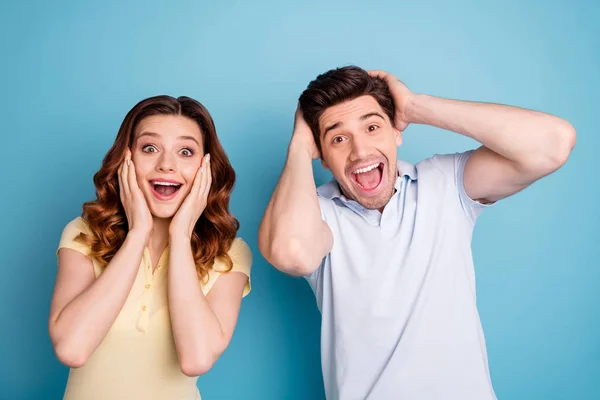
[319,96,386,134]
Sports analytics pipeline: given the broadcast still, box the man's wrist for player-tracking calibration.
[288,135,317,160]
[402,93,422,125]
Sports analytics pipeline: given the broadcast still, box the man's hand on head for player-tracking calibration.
[291,104,321,160]
[368,70,414,132]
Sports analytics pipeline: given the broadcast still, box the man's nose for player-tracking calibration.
[350,134,370,161]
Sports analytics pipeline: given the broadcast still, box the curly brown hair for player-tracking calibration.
[76,95,239,279]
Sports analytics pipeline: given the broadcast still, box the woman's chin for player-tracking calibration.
[148,205,178,220]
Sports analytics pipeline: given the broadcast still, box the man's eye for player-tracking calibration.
[333,136,344,144]
[368,125,379,132]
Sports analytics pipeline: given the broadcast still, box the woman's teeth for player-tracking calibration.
[152,181,182,196]
[153,181,180,186]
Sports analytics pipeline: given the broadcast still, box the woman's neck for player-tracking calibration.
[147,217,171,254]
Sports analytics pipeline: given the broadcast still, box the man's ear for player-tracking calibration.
[317,133,328,169]
[395,128,403,146]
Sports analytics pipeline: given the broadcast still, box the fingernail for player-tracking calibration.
[207,154,210,162]
[127,159,130,166]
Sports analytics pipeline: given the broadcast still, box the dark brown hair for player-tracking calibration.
[298,65,396,153]
[77,95,239,279]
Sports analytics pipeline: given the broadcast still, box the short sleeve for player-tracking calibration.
[317,195,335,222]
[432,151,493,225]
[305,195,334,289]
[224,238,253,297]
[57,217,92,257]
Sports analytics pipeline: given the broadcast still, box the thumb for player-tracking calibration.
[396,119,409,131]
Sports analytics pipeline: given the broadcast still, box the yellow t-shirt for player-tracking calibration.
[56,217,252,400]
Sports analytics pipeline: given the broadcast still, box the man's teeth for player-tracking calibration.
[354,163,380,174]
[152,181,181,186]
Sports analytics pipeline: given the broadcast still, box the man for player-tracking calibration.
[258,66,575,399]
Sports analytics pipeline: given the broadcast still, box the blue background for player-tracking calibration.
[1,1,598,399]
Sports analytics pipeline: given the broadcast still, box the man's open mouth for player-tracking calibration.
[351,162,384,191]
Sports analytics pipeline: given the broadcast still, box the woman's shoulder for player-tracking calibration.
[212,237,252,274]
[57,216,93,256]
[228,237,252,261]
[64,216,91,232]
[209,237,252,297]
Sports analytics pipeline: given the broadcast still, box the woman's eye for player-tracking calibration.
[180,148,193,157]
[142,145,157,153]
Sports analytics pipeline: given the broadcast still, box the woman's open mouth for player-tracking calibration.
[149,179,182,201]
[350,162,385,195]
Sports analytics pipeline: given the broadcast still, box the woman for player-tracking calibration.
[49,95,251,400]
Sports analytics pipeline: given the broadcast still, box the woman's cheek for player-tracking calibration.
[184,165,201,184]
[135,170,146,187]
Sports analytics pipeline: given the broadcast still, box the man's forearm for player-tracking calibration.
[405,94,575,169]
[258,139,331,275]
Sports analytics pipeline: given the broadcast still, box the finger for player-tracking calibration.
[198,154,209,197]
[368,69,387,79]
[127,157,143,207]
[118,164,125,205]
[200,155,212,199]
[121,156,130,202]
[205,164,213,199]
[128,158,141,200]
[369,70,398,87]
[128,161,152,215]
[294,109,310,128]
[190,156,207,196]
[117,162,123,187]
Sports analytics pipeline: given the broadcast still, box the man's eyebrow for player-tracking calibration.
[322,112,386,137]
[360,112,386,121]
[323,122,342,137]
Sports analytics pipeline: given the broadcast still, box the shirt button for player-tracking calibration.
[141,306,147,311]
[145,284,151,289]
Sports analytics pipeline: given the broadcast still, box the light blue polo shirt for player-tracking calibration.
[306,151,497,400]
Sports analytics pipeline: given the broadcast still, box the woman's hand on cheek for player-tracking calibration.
[118,148,153,241]
[169,154,212,240]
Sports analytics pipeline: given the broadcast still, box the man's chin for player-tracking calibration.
[355,197,391,211]
[342,189,391,211]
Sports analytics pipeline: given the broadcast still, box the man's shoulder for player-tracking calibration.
[414,153,453,170]
[316,178,341,200]
[414,151,475,172]
[410,152,475,184]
